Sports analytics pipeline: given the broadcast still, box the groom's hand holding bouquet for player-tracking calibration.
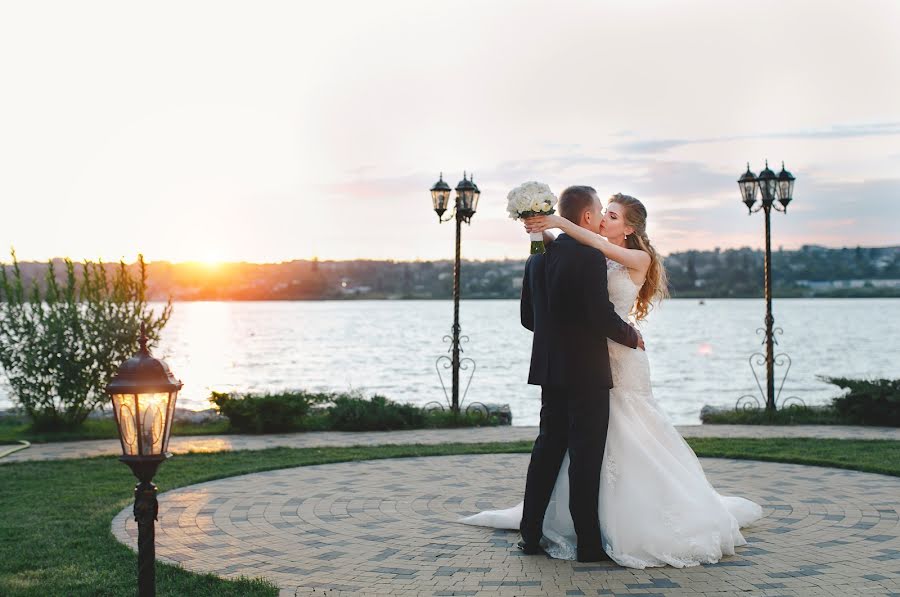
[507,181,558,255]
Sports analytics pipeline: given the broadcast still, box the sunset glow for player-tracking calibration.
[1,1,898,264]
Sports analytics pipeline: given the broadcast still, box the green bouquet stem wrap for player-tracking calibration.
[514,207,554,255]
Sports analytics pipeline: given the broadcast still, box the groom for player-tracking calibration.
[519,185,644,562]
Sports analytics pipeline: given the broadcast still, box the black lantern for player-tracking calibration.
[756,160,778,206]
[738,163,758,213]
[736,161,798,413]
[430,173,453,220]
[425,170,483,415]
[777,161,795,211]
[107,323,182,597]
[456,173,477,222]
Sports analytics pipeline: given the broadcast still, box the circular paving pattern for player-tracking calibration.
[112,455,900,596]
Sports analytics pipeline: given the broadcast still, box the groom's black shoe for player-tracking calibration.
[576,546,612,563]
[516,540,545,556]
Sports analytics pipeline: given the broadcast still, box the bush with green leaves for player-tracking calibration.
[209,390,332,433]
[210,390,502,433]
[328,394,427,431]
[700,378,899,426]
[825,377,900,426]
[700,404,843,425]
[0,251,171,430]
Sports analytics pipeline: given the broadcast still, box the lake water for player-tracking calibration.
[0,299,897,425]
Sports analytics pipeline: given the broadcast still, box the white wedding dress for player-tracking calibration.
[460,259,763,568]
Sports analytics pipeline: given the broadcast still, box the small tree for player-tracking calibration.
[0,250,172,430]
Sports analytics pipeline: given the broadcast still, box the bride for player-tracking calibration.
[460,193,762,568]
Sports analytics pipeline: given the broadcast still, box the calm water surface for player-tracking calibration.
[1,299,896,425]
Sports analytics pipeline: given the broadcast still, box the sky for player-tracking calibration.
[1,0,899,263]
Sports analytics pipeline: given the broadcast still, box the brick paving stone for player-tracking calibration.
[7,424,899,462]
[108,455,900,596]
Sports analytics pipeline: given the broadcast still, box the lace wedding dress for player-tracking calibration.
[459,259,763,568]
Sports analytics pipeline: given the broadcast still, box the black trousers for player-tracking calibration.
[519,384,609,553]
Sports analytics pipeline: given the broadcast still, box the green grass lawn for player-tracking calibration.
[0,410,497,444]
[1,438,898,596]
[0,417,232,444]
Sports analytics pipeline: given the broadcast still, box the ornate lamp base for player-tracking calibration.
[120,454,170,597]
[735,327,804,411]
[425,324,485,416]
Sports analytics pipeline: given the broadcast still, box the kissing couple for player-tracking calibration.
[460,186,762,568]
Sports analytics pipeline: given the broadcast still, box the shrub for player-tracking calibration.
[700,378,900,427]
[425,408,502,429]
[0,251,170,430]
[825,377,900,427]
[209,391,329,433]
[210,390,504,433]
[700,404,842,425]
[328,394,426,431]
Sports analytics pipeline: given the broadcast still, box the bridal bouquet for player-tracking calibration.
[506,181,558,254]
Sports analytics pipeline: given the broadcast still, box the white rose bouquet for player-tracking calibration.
[506,181,558,254]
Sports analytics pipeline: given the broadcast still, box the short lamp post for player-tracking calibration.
[427,172,482,415]
[107,323,183,597]
[736,161,799,412]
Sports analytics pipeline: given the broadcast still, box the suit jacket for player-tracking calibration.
[520,233,639,389]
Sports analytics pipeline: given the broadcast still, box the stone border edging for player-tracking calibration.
[0,440,30,459]
[2,424,898,463]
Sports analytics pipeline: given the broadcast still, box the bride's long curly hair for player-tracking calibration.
[609,193,670,320]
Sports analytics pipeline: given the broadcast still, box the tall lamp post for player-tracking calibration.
[427,172,483,414]
[736,161,799,412]
[107,323,183,597]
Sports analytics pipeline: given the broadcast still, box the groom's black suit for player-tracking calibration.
[519,233,640,559]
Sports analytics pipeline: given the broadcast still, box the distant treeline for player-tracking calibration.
[664,245,900,298]
[3,245,899,301]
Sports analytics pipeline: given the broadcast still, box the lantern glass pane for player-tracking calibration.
[459,190,474,212]
[432,190,449,212]
[760,179,777,203]
[137,392,170,456]
[777,179,794,201]
[739,181,757,205]
[163,390,179,452]
[112,393,139,456]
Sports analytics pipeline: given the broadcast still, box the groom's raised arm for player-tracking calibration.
[582,250,639,349]
[520,257,534,332]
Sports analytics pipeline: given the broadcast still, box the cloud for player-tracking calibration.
[629,160,736,201]
[616,122,900,154]
[306,148,900,259]
[649,177,900,253]
[616,139,693,153]
[318,172,438,201]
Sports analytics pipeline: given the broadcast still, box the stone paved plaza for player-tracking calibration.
[7,424,899,462]
[112,454,900,596]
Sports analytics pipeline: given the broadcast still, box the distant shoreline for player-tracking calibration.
[7,245,898,301]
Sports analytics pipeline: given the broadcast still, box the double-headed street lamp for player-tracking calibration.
[736,161,799,412]
[428,172,483,414]
[108,324,183,597]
